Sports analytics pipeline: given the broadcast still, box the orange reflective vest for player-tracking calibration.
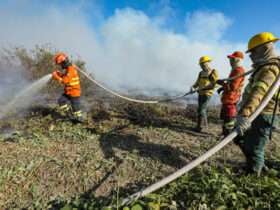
[221,67,245,104]
[57,65,81,97]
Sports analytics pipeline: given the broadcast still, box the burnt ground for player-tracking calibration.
[0,102,279,209]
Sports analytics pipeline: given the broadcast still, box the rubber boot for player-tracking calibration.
[194,116,203,132]
[245,165,263,177]
[203,116,208,131]
[222,125,228,137]
[57,104,71,118]
[72,110,85,123]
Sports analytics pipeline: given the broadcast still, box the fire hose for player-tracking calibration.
[120,73,280,206]
[75,66,254,104]
[269,88,280,139]
[219,69,255,82]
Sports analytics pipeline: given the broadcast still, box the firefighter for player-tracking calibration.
[235,32,280,176]
[217,51,245,136]
[191,56,219,132]
[52,53,84,123]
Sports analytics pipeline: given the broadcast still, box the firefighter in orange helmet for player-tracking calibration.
[52,53,84,123]
[217,51,245,136]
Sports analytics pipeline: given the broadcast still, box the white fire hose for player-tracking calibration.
[120,74,280,206]
[75,66,159,104]
[76,66,254,104]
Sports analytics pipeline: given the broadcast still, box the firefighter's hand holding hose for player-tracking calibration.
[190,86,198,93]
[216,79,226,86]
[236,116,251,136]
[52,70,62,82]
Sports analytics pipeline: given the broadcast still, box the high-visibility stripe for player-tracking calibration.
[273,88,280,100]
[69,82,80,86]
[253,81,269,91]
[74,111,82,117]
[224,120,235,129]
[60,104,68,109]
[59,104,70,111]
[72,78,79,81]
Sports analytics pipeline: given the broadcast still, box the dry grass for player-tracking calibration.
[0,47,279,209]
[0,102,279,209]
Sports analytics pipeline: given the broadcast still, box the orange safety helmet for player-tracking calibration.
[54,53,67,65]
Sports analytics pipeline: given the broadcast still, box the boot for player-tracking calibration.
[72,110,85,123]
[222,125,227,137]
[203,116,208,131]
[245,166,263,177]
[57,104,71,118]
[194,116,203,132]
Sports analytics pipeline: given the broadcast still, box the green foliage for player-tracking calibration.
[0,46,279,209]
[1,102,280,209]
[1,46,94,97]
[138,167,280,210]
[52,166,280,209]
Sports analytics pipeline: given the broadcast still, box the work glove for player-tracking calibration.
[216,79,225,86]
[217,87,224,94]
[52,70,62,82]
[190,86,197,93]
[235,116,251,136]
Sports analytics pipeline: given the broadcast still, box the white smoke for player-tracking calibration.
[0,61,29,105]
[185,11,232,42]
[0,1,252,96]
[0,74,52,119]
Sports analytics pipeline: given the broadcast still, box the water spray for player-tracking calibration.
[0,74,52,119]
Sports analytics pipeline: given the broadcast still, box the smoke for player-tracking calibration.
[0,61,29,105]
[0,1,250,96]
[0,74,52,119]
[185,11,232,42]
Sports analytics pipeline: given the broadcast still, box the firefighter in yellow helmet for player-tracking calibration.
[235,32,280,176]
[191,56,219,132]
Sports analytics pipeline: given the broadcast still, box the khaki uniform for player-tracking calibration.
[193,69,219,96]
[237,58,280,172]
[193,69,219,131]
[240,58,280,116]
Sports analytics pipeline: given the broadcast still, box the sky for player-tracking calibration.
[0,0,279,95]
[98,0,280,43]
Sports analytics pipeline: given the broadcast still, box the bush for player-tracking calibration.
[1,45,95,99]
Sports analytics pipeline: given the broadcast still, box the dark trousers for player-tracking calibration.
[198,95,211,118]
[236,114,272,172]
[58,94,81,112]
[220,104,237,136]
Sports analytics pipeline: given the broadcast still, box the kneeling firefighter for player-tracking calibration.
[52,53,84,123]
[191,56,219,132]
[235,32,280,176]
[218,51,245,136]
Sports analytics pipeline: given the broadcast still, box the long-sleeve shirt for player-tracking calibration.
[193,69,219,96]
[239,58,280,117]
[221,66,245,104]
[57,65,81,97]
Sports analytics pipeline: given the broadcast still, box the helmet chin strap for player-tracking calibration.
[201,62,211,72]
[230,58,242,69]
[61,59,71,69]
[250,42,277,64]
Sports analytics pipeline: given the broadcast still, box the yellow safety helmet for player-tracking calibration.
[199,56,212,64]
[247,32,279,53]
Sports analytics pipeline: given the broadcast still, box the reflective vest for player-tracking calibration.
[240,58,280,116]
[221,67,245,105]
[193,69,219,96]
[61,65,81,97]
